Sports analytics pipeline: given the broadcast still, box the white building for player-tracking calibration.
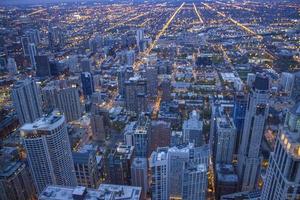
[136,29,144,51]
[20,111,77,193]
[42,85,81,122]
[215,116,237,164]
[12,79,43,125]
[28,43,37,69]
[182,163,207,200]
[131,157,148,199]
[183,110,204,147]
[149,147,169,200]
[238,74,270,191]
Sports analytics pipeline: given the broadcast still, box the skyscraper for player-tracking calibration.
[81,72,95,97]
[12,79,43,125]
[35,55,51,77]
[117,65,133,97]
[42,85,82,122]
[237,74,270,191]
[233,92,247,153]
[90,105,110,141]
[149,147,169,200]
[131,157,148,199]
[107,144,134,185]
[28,43,37,69]
[124,76,147,114]
[182,162,207,200]
[0,147,36,200]
[182,110,204,147]
[215,116,237,164]
[136,28,144,51]
[146,66,158,97]
[20,111,77,193]
[72,150,101,188]
[6,57,17,75]
[261,105,300,200]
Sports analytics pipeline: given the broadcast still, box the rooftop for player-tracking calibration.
[20,110,64,134]
[39,184,141,200]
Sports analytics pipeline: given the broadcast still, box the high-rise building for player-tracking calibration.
[12,79,43,125]
[233,92,247,153]
[0,147,36,200]
[136,29,144,51]
[118,65,133,97]
[134,115,151,157]
[161,76,171,102]
[261,106,300,200]
[149,147,169,200]
[131,157,148,199]
[35,55,51,77]
[150,120,171,154]
[125,76,147,114]
[280,72,295,94]
[182,162,207,200]
[73,150,101,189]
[80,57,92,72]
[237,74,270,191]
[215,116,237,164]
[107,144,135,185]
[6,57,17,75]
[182,110,204,147]
[167,144,209,198]
[146,66,158,97]
[81,72,95,97]
[25,29,40,45]
[42,85,81,122]
[39,184,142,200]
[90,105,110,141]
[20,111,77,193]
[150,144,209,200]
[21,36,30,56]
[284,102,300,132]
[28,43,37,69]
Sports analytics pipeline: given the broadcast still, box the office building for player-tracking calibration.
[161,77,171,102]
[261,106,300,200]
[182,162,207,200]
[80,57,92,72]
[182,110,204,147]
[21,36,30,56]
[39,184,142,200]
[149,147,169,200]
[131,157,148,199]
[280,72,295,94]
[36,55,51,77]
[167,144,209,199]
[6,57,17,75]
[233,92,247,153]
[107,144,135,185]
[28,43,37,69]
[42,85,81,122]
[90,105,110,141]
[12,79,43,125]
[73,150,101,188]
[215,116,237,164]
[124,76,147,114]
[150,120,171,154]
[284,102,300,132]
[136,29,144,51]
[237,74,270,191]
[215,164,238,199]
[0,147,36,200]
[146,66,158,97]
[118,65,134,97]
[20,111,77,193]
[81,72,95,97]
